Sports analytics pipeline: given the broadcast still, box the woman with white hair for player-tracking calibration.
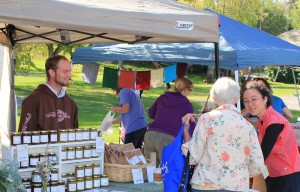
[182,77,264,192]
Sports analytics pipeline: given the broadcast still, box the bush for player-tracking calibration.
[265,66,300,83]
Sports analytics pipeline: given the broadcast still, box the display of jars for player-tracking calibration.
[58,129,68,143]
[89,128,98,140]
[31,131,40,145]
[10,132,21,145]
[40,130,49,144]
[49,130,58,143]
[22,131,31,144]
[67,129,76,142]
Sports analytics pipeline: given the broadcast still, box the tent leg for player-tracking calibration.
[273,66,280,82]
[234,70,241,111]
[214,43,219,79]
[292,68,300,107]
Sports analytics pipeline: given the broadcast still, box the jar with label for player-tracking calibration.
[93,175,101,188]
[31,131,40,145]
[22,131,31,144]
[84,164,93,177]
[68,172,75,180]
[75,146,83,159]
[50,168,59,181]
[39,153,46,163]
[50,181,58,192]
[67,179,77,192]
[83,146,92,159]
[24,184,31,192]
[75,165,85,178]
[76,178,85,191]
[49,130,58,143]
[48,152,57,165]
[57,180,65,192]
[31,183,42,191]
[61,148,67,161]
[58,129,68,143]
[61,173,68,185]
[82,128,90,141]
[91,145,98,158]
[22,177,31,185]
[101,175,109,187]
[75,128,83,141]
[67,147,75,160]
[29,154,39,167]
[31,170,42,184]
[20,159,29,168]
[40,130,49,144]
[67,129,76,142]
[85,176,93,190]
[10,132,21,145]
[92,163,101,176]
[89,128,98,140]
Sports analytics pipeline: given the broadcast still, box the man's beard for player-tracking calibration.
[55,76,69,87]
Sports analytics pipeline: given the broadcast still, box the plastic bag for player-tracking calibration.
[98,111,115,135]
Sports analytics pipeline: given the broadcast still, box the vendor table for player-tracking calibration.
[84,182,164,192]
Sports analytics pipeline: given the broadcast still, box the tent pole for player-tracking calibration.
[273,66,280,82]
[234,70,241,111]
[292,68,300,107]
[214,43,219,79]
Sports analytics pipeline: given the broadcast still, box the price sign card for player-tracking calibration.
[132,168,144,184]
[17,144,29,162]
[146,166,156,182]
[96,137,104,153]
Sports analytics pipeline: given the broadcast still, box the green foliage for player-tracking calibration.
[289,0,300,28]
[265,66,300,83]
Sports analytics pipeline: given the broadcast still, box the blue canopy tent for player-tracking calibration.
[72,9,300,70]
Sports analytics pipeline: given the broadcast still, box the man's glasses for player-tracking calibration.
[243,97,262,106]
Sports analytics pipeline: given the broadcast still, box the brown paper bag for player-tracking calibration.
[252,174,267,192]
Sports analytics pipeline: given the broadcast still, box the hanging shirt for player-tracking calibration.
[136,71,151,90]
[102,67,118,89]
[150,68,164,88]
[119,70,135,89]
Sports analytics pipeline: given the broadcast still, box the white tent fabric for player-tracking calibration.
[0,0,219,44]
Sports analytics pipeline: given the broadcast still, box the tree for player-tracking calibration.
[289,0,300,28]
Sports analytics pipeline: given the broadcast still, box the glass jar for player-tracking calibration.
[101,175,109,187]
[75,146,83,159]
[39,153,46,163]
[31,183,42,191]
[40,130,49,144]
[61,148,67,161]
[49,130,58,143]
[67,179,77,192]
[48,152,57,165]
[57,180,65,192]
[58,129,68,143]
[91,145,98,158]
[89,128,98,140]
[93,163,101,176]
[67,129,75,142]
[93,175,101,188]
[22,177,31,185]
[75,165,85,178]
[75,129,83,141]
[84,176,93,190]
[10,132,21,145]
[22,131,31,144]
[31,170,42,184]
[50,168,59,181]
[67,147,75,160]
[76,178,85,191]
[20,159,29,168]
[31,131,40,145]
[29,153,39,167]
[83,146,92,159]
[24,184,31,192]
[84,164,93,177]
[61,173,68,185]
[82,128,90,141]
[68,172,75,180]
[50,181,58,192]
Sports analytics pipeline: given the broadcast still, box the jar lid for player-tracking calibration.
[50,181,58,184]
[32,170,40,174]
[68,173,75,176]
[22,177,31,181]
[68,179,76,182]
[67,129,75,132]
[11,132,21,135]
[61,173,68,178]
[85,176,93,179]
[75,146,83,149]
[67,147,75,150]
[75,165,83,168]
[49,130,57,133]
[101,174,108,178]
[22,131,31,135]
[32,131,40,134]
[58,180,65,184]
[89,128,97,131]
[76,178,84,181]
[83,146,91,149]
[83,128,90,132]
[75,128,82,132]
[93,175,100,178]
[84,164,92,167]
[40,130,48,134]
[93,163,99,166]
[59,129,67,132]
[48,152,56,155]
[30,153,39,157]
[51,168,58,172]
[91,145,96,148]
[39,153,46,156]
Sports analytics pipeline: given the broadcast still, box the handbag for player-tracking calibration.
[161,124,189,192]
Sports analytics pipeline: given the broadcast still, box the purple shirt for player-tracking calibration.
[148,92,195,137]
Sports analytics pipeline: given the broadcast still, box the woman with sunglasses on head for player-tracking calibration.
[242,80,300,192]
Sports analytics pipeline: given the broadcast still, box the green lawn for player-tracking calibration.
[14,55,300,142]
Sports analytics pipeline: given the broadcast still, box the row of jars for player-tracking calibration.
[67,175,109,191]
[11,128,99,146]
[20,153,58,168]
[24,180,65,192]
[74,164,101,178]
[61,145,99,160]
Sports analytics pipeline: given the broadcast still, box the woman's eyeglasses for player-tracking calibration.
[243,97,262,106]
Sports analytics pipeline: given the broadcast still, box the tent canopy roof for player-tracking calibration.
[72,9,300,70]
[0,0,219,45]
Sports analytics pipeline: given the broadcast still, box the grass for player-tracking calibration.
[14,55,300,142]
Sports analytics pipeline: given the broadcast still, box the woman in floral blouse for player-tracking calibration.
[182,77,264,192]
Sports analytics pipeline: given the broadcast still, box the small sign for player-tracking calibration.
[96,137,104,153]
[132,168,144,184]
[146,166,156,183]
[17,144,29,162]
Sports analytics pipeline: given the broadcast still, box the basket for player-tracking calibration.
[104,160,155,182]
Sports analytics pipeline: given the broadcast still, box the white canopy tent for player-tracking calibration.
[0,0,219,158]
